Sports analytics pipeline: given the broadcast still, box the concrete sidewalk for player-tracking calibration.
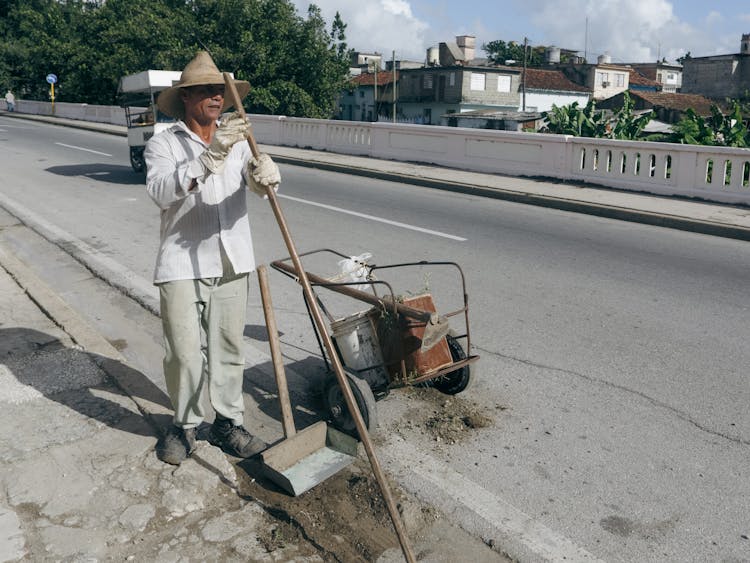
[0,244,326,561]
[4,110,750,241]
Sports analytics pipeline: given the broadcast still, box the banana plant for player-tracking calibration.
[542,99,608,137]
[671,103,749,147]
[609,92,654,140]
[670,109,715,145]
[716,102,749,147]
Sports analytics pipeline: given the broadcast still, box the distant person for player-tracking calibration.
[144,51,281,465]
[5,90,15,112]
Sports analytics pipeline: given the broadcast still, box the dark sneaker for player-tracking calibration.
[156,425,197,465]
[209,418,266,458]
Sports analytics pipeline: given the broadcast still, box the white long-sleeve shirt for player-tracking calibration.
[144,121,256,283]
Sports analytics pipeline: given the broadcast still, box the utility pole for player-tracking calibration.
[522,37,528,112]
[373,61,378,121]
[584,17,588,62]
[392,50,397,123]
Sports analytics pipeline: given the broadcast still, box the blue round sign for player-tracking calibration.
[46,73,57,85]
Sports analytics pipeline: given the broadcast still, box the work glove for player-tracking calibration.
[246,153,281,197]
[198,112,251,175]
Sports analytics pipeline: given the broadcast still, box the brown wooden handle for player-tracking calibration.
[222,71,260,158]
[223,71,415,563]
[257,265,296,438]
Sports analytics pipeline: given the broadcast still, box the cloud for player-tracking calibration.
[289,0,747,67]
[525,0,678,61]
[522,0,740,62]
[705,11,723,26]
[290,0,430,60]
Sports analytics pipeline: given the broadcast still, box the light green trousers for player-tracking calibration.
[159,270,249,429]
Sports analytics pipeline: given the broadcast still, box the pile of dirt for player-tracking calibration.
[237,457,435,562]
[393,386,499,445]
[228,388,504,561]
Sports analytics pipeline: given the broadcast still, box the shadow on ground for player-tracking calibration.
[1,327,171,438]
[45,163,144,186]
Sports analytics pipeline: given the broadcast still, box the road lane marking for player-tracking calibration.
[0,122,37,129]
[278,194,467,241]
[54,142,112,157]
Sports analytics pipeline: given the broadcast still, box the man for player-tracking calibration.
[144,51,281,465]
[5,90,15,112]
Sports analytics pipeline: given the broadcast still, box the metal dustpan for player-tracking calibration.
[257,265,357,497]
[261,421,358,496]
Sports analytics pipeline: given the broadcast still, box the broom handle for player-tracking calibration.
[223,73,415,563]
[257,265,296,438]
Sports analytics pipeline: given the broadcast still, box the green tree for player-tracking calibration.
[609,92,653,140]
[0,0,88,99]
[71,0,194,104]
[330,11,348,58]
[0,0,350,118]
[483,39,542,66]
[187,0,349,117]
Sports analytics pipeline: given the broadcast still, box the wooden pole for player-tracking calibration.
[223,73,416,563]
[257,265,295,437]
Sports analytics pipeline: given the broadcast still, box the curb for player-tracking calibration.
[1,111,127,137]
[0,242,171,423]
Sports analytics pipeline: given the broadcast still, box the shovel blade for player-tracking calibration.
[261,421,358,496]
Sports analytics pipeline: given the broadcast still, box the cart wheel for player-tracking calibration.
[129,147,146,173]
[430,335,474,395]
[322,369,378,439]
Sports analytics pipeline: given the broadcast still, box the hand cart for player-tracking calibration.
[117,70,182,173]
[270,248,480,438]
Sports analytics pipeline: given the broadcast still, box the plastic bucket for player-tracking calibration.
[330,310,385,374]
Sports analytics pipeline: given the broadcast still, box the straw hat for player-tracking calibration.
[156,51,250,119]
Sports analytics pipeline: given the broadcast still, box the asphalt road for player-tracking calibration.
[1,115,749,562]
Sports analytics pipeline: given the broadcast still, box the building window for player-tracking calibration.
[359,90,364,98]
[497,75,511,92]
[597,72,609,86]
[470,73,486,91]
[424,73,434,89]
[449,72,455,87]
[614,73,625,87]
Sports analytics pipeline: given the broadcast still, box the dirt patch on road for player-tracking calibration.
[391,386,500,445]
[231,387,507,561]
[237,457,438,562]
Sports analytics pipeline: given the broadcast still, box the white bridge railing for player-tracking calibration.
[11,99,130,126]
[251,115,750,206]
[7,99,750,205]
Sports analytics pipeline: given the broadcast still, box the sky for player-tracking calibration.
[290,0,750,64]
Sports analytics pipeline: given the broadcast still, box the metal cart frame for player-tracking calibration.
[270,248,480,434]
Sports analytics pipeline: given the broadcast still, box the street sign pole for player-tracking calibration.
[46,73,57,115]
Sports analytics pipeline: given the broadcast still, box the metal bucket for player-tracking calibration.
[331,310,384,371]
